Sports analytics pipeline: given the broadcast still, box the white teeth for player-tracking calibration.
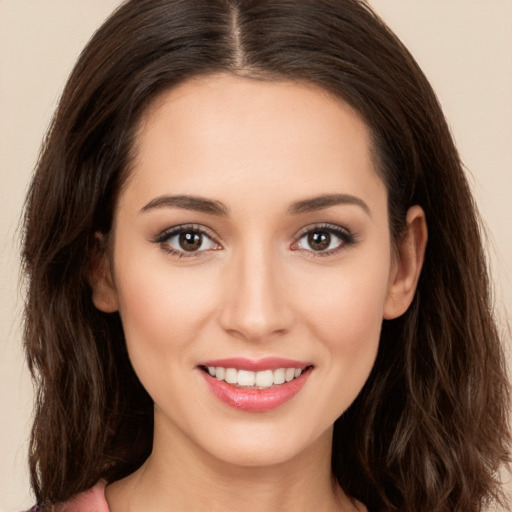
[224,368,238,384]
[255,369,273,388]
[273,368,285,385]
[207,366,307,389]
[237,369,255,387]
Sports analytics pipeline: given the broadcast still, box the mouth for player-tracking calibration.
[199,365,311,389]
[197,358,314,412]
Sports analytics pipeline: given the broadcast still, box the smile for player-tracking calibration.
[198,358,313,412]
[204,366,304,389]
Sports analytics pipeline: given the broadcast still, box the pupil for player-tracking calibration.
[308,231,330,251]
[179,232,202,251]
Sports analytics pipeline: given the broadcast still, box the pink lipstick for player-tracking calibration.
[198,358,313,412]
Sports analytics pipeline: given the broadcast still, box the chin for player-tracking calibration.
[192,420,333,470]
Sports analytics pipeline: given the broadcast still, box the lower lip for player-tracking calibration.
[200,369,311,412]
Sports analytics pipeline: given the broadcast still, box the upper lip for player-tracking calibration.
[198,357,312,372]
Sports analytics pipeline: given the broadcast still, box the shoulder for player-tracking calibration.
[28,481,109,512]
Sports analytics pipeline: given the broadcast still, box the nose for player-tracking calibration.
[218,245,294,342]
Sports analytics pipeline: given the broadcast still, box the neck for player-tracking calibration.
[106,418,359,512]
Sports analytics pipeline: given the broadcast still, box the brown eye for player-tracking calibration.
[179,232,203,251]
[294,225,354,255]
[307,231,331,251]
[157,226,219,255]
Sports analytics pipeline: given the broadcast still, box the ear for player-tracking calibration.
[384,205,427,320]
[88,233,119,313]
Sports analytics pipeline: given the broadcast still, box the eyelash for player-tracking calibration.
[152,223,356,259]
[153,224,221,258]
[291,223,357,257]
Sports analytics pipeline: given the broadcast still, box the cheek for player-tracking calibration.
[113,250,219,372]
[299,263,389,417]
[297,247,391,404]
[302,259,390,344]
[112,263,217,412]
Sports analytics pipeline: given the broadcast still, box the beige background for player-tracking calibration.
[1,1,510,510]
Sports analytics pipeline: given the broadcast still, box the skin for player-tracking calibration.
[91,74,427,511]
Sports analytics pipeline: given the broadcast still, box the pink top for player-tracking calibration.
[31,481,109,512]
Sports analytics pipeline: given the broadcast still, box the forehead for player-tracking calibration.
[122,74,385,213]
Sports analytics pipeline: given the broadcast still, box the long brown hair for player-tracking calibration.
[22,1,510,510]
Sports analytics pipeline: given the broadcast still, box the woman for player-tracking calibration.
[22,0,510,510]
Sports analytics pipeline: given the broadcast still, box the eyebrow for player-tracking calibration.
[140,192,370,217]
[288,194,371,216]
[140,195,229,216]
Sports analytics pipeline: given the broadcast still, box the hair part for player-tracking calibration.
[22,1,510,510]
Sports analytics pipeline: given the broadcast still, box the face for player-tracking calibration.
[93,74,424,469]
